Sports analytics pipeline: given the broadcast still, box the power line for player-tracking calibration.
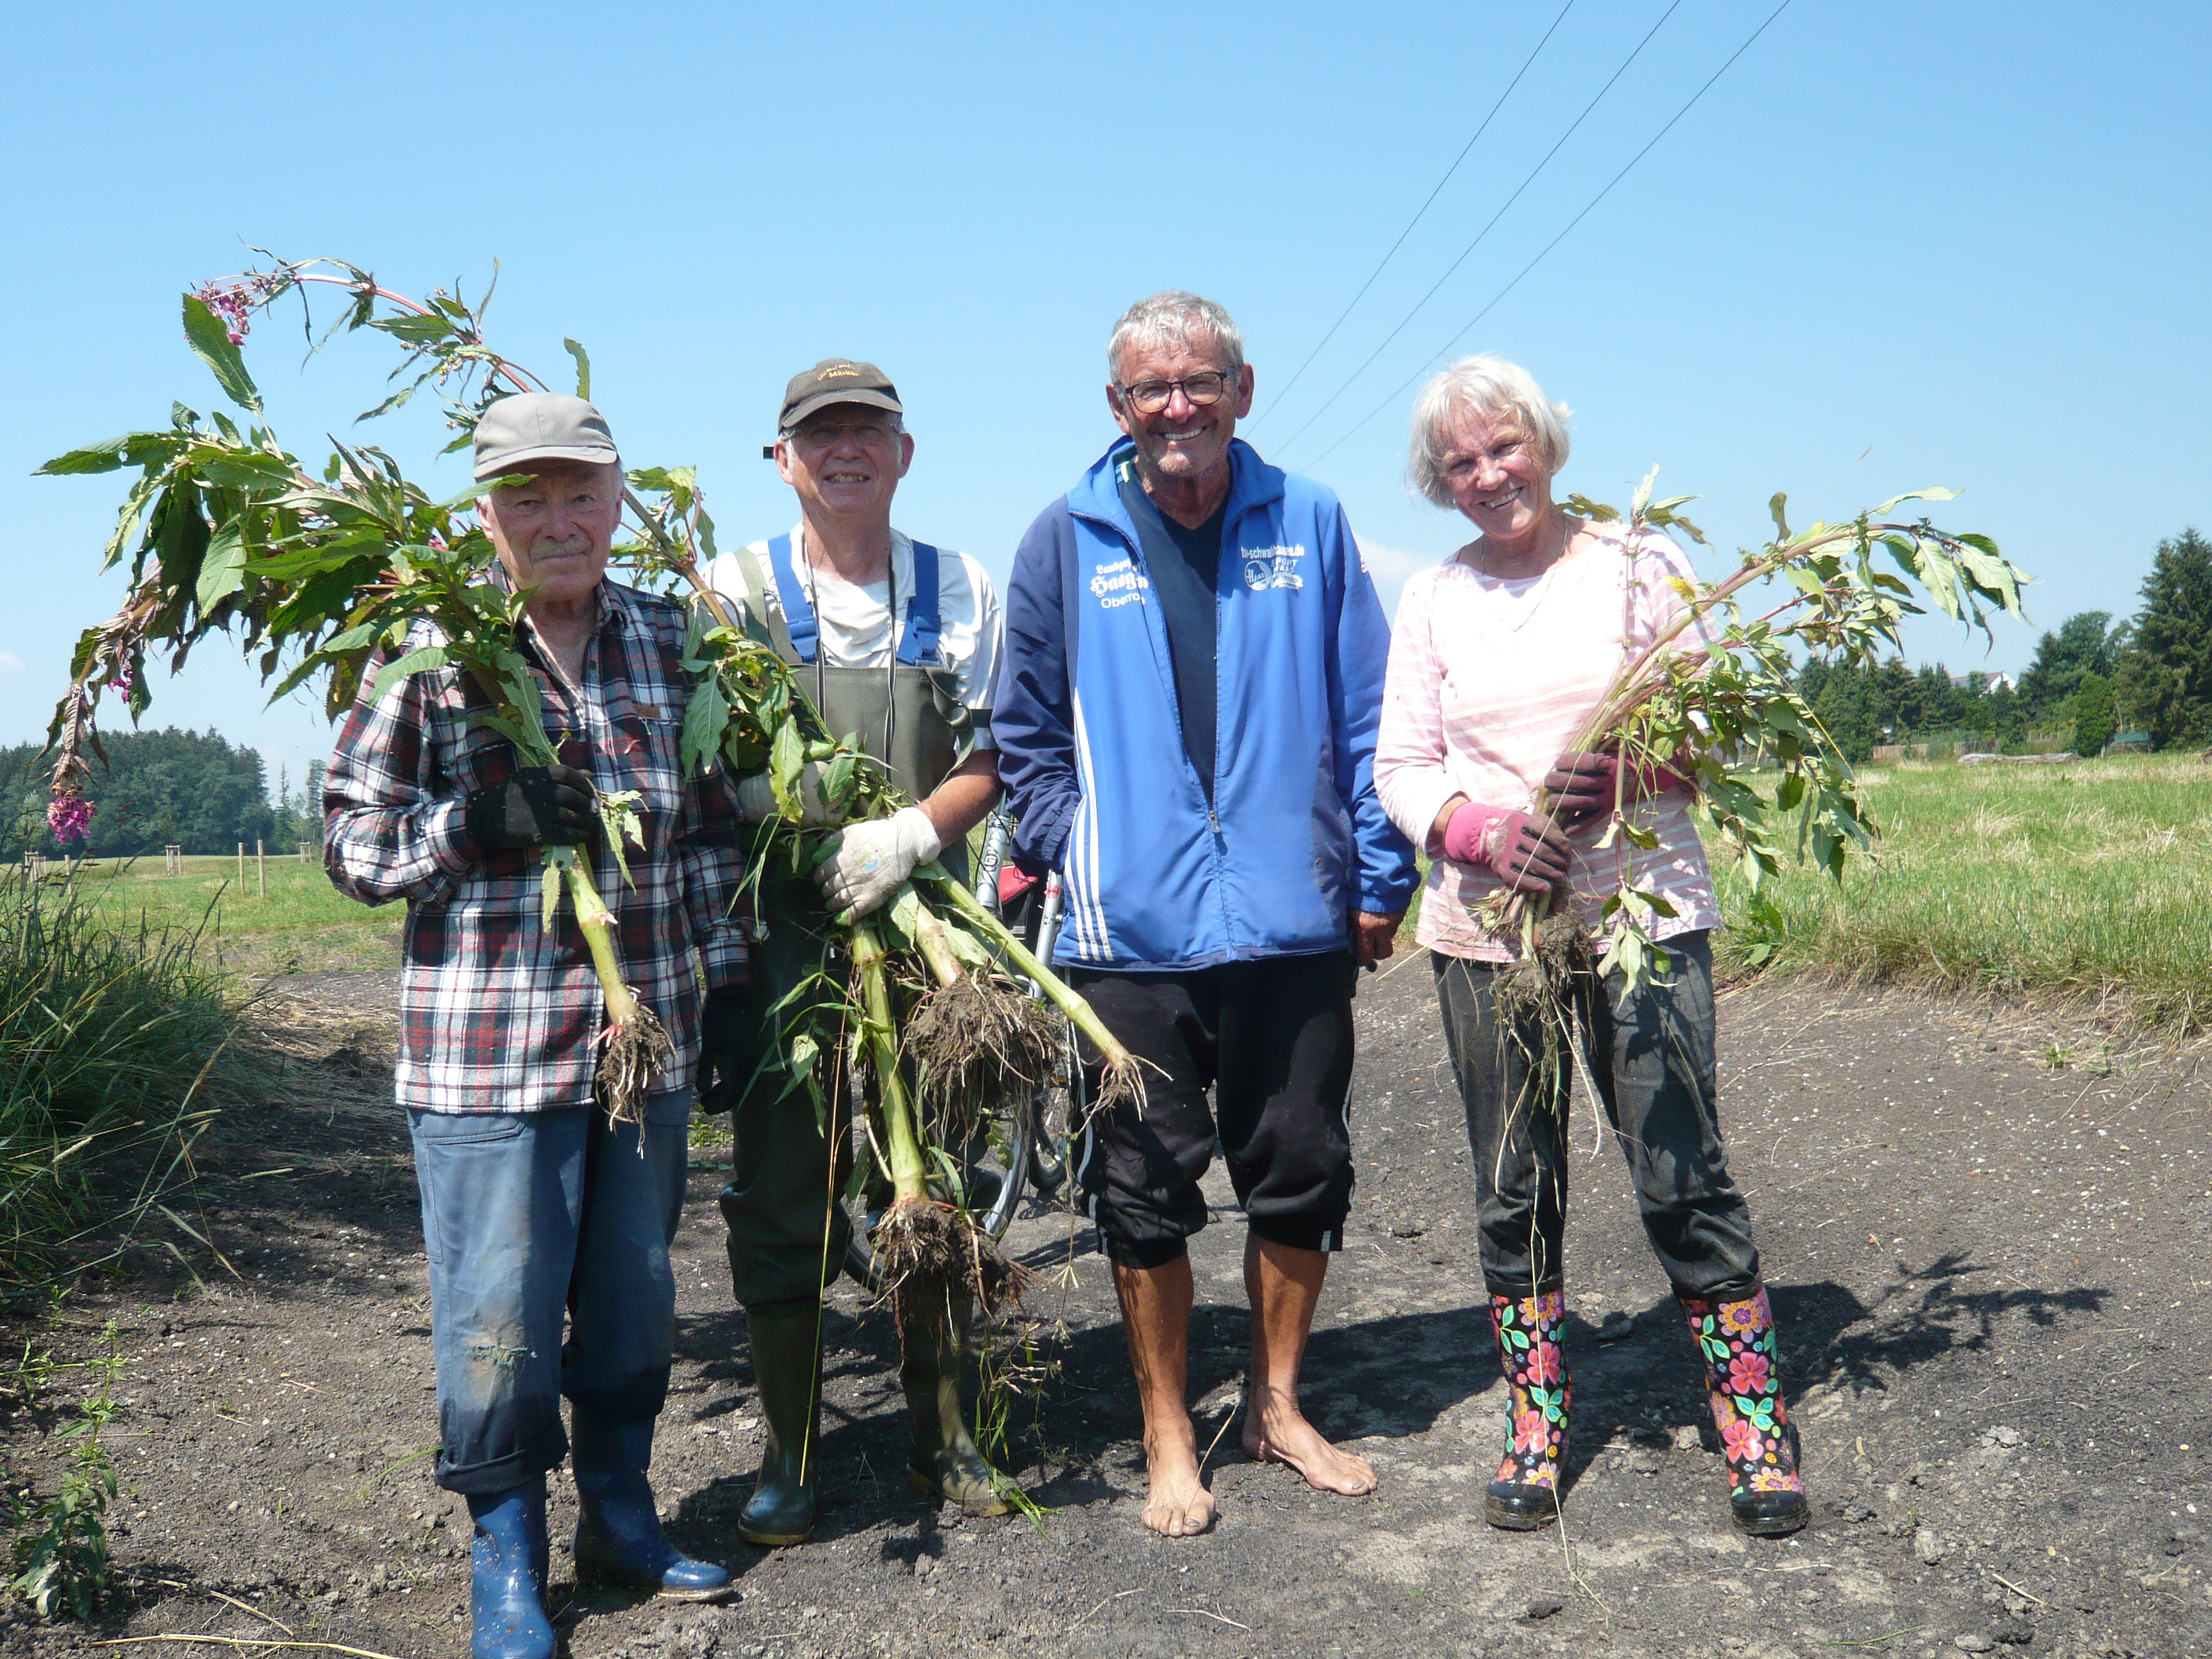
[1269,0,1685,458]
[1254,0,1578,428]
[1298,0,1797,474]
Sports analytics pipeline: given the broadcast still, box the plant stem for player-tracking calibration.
[552,845,640,1028]
[850,922,929,1205]
[909,899,966,989]
[928,876,1137,1071]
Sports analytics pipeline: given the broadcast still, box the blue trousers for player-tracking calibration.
[408,1096,691,1495]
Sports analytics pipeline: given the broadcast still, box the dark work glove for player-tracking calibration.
[1542,751,1617,827]
[696,985,751,1115]
[462,764,596,853]
[1442,802,1573,896]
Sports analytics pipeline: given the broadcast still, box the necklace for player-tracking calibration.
[1466,516,1578,634]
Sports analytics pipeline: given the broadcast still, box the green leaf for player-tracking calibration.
[886,886,924,950]
[1768,493,1789,540]
[181,295,262,413]
[680,675,731,778]
[938,921,992,968]
[194,522,248,612]
[365,644,450,706]
[1562,493,1620,523]
[37,433,169,476]
[564,338,592,400]
[770,717,805,814]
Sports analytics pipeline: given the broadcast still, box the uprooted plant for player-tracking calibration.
[42,253,1144,1350]
[1480,469,2031,1094]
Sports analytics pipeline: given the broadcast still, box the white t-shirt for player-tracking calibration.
[701,526,1002,750]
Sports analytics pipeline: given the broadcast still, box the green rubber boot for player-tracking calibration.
[739,1300,824,1547]
[902,1296,1010,1516]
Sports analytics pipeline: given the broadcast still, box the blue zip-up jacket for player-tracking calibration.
[994,437,1417,972]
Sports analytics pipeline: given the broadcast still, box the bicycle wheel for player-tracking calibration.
[1024,1014,1080,1196]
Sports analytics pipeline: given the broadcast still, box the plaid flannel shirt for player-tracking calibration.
[324,576,747,1114]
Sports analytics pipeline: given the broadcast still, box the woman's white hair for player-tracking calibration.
[1407,355,1572,508]
[1107,291,1246,383]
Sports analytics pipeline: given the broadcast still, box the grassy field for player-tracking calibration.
[1705,752,2212,1028]
[26,753,2212,1027]
[29,853,400,981]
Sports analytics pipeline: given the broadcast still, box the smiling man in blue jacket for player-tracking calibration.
[994,291,1417,1537]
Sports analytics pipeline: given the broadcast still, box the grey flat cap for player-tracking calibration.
[473,393,621,482]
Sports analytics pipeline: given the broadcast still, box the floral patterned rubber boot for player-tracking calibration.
[1484,1290,1570,1530]
[1678,1287,1809,1537]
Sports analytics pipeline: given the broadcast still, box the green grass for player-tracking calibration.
[0,875,250,1295]
[1707,752,2212,1029]
[28,855,398,981]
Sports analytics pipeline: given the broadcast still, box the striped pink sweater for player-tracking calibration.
[1374,526,1720,963]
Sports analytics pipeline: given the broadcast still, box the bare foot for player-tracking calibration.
[1242,1388,1377,1496]
[1138,1424,1217,1537]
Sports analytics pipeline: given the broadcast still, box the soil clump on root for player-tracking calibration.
[904,977,1059,1141]
[868,1196,1029,1343]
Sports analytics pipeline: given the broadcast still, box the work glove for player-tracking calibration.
[815,806,942,920]
[1442,801,1572,896]
[462,764,596,853]
[1542,749,1692,827]
[695,984,751,1115]
[735,763,832,826]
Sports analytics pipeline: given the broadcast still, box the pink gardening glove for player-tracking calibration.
[1542,749,1691,827]
[1442,801,1572,896]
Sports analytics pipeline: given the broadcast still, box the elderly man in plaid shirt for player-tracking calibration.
[326,395,745,1659]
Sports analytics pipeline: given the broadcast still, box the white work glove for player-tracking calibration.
[736,764,831,826]
[815,806,941,919]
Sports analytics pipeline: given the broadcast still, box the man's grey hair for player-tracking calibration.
[1107,292,1246,384]
[1407,354,1573,508]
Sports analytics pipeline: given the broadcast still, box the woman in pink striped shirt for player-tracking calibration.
[1373,356,1807,1540]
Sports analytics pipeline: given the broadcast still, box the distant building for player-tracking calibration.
[1948,671,2016,694]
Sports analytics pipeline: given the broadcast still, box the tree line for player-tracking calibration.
[1803,526,2210,762]
[0,729,322,860]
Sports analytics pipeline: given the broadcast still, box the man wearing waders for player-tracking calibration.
[699,360,1006,1543]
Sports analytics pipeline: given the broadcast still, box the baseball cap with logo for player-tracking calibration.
[777,359,902,435]
[472,393,622,483]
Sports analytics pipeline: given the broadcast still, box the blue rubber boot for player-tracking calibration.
[570,1413,732,1601]
[466,1481,556,1659]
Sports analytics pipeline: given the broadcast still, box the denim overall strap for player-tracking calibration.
[898,541,943,666]
[765,534,817,663]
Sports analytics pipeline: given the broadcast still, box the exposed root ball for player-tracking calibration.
[1496,909,1599,1019]
[869,1197,1028,1341]
[904,977,1059,1138]
[595,1002,675,1127]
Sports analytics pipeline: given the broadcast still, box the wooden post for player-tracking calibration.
[237,842,245,888]
[298,840,311,862]
[166,844,181,876]
[256,839,266,899]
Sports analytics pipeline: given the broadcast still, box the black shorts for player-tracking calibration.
[1069,951,1358,1269]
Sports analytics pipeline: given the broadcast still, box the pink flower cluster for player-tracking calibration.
[107,662,135,695]
[192,272,283,347]
[48,791,95,848]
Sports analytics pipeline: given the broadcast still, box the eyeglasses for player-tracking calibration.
[1115,372,1234,416]
[787,419,900,451]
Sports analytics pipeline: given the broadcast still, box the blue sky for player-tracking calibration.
[3,1,2206,790]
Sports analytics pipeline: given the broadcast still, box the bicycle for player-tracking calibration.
[840,809,1084,1292]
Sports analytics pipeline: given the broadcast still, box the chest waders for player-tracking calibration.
[714,535,1007,1539]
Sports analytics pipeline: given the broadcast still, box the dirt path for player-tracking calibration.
[4,959,2208,1659]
